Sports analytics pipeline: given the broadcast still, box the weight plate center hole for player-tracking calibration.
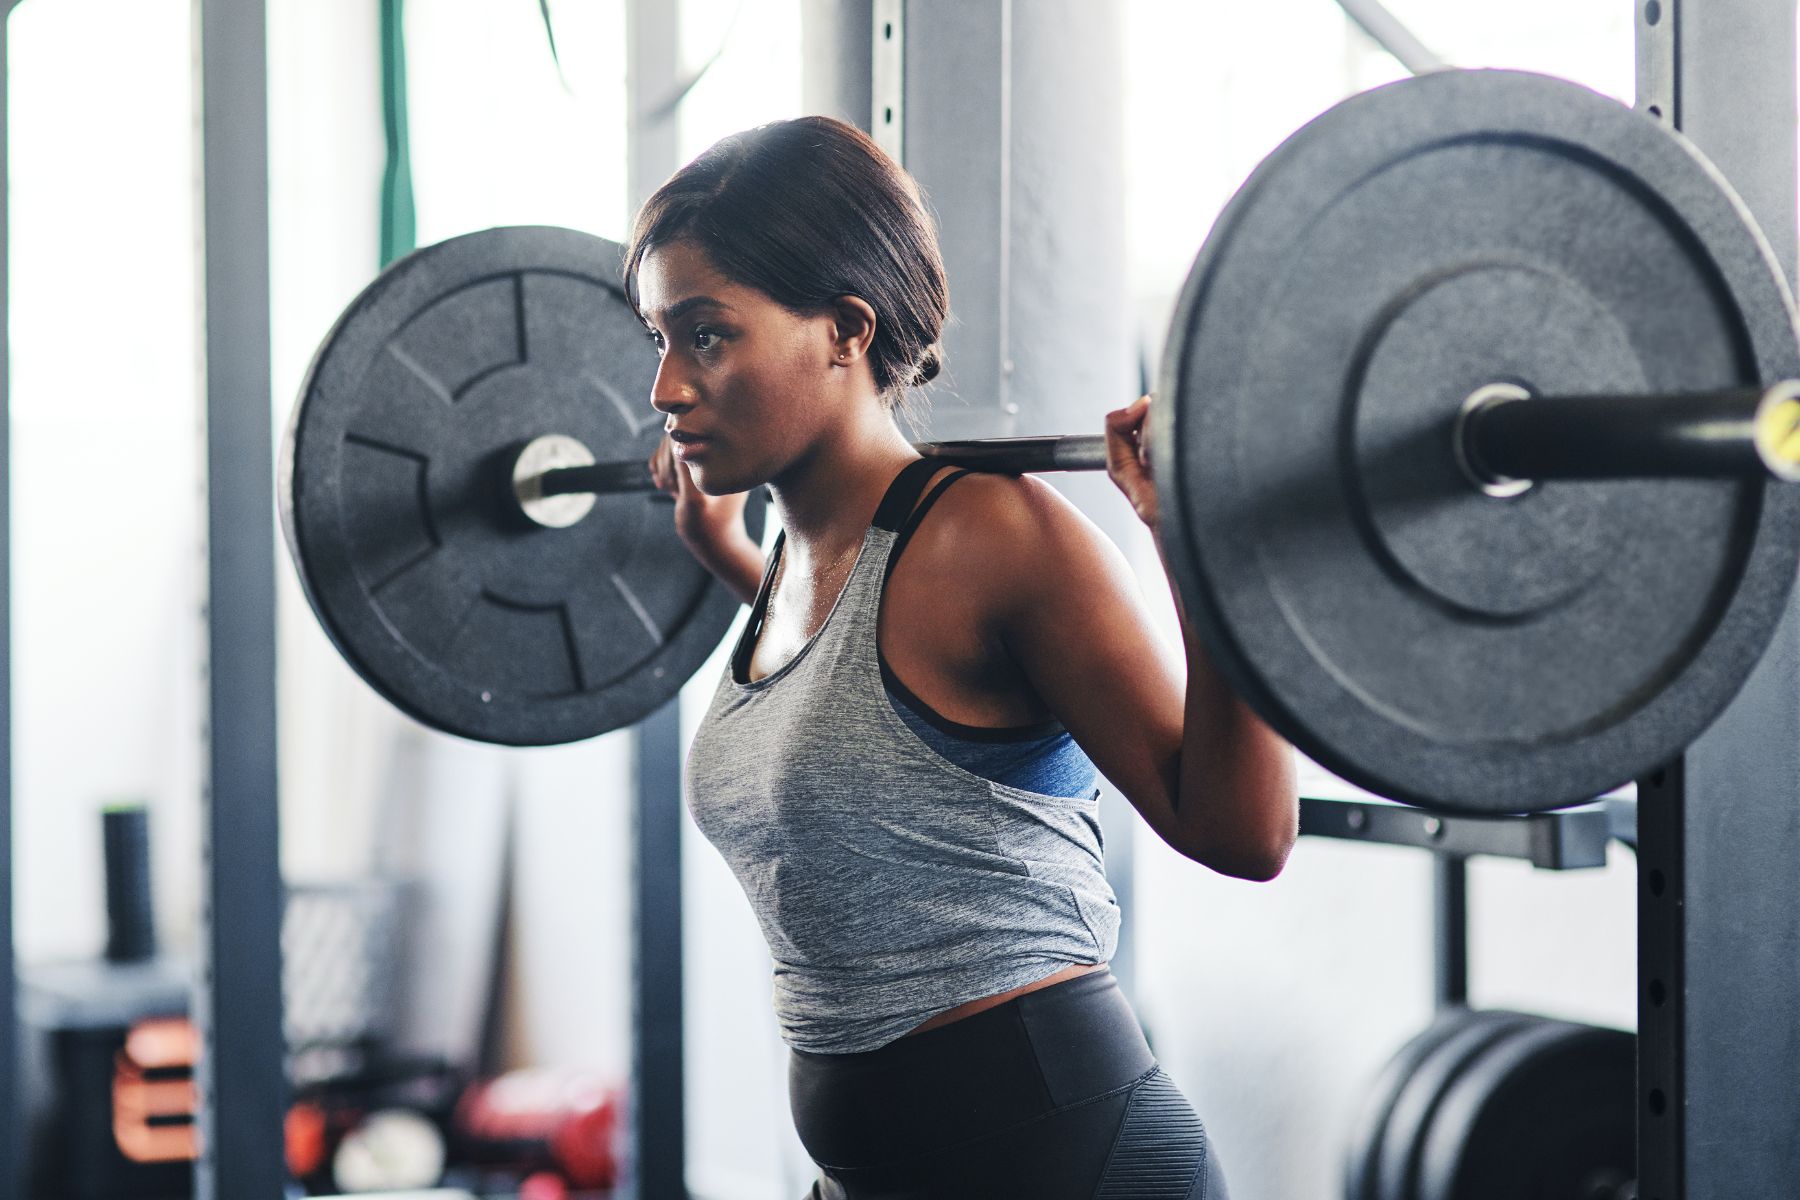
[514,433,600,529]
[1455,382,1537,499]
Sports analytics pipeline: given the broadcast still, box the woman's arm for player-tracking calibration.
[647,438,764,604]
[1110,394,1297,877]
[972,400,1297,879]
[1151,548,1299,879]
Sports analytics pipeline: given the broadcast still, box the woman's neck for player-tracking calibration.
[768,407,917,559]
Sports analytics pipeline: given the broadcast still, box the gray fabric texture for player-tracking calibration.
[686,525,1121,1054]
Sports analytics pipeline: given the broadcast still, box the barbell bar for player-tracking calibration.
[508,381,1800,529]
[512,433,1111,528]
[507,433,1110,528]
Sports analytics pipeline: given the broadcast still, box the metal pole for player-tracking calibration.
[1432,855,1468,1010]
[0,5,17,1198]
[630,700,685,1200]
[870,0,904,162]
[799,0,873,128]
[627,0,680,217]
[1637,761,1687,1193]
[1637,1,1800,1196]
[626,2,686,1194]
[195,0,285,1196]
[1333,0,1449,75]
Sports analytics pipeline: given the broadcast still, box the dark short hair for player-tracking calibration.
[624,116,948,411]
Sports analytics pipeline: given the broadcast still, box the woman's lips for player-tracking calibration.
[668,430,712,461]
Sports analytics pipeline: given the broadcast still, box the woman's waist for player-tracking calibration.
[769,921,1119,1047]
[787,966,1156,1165]
[903,960,1107,1036]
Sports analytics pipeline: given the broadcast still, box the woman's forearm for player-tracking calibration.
[1099,392,1296,875]
[1160,535,1299,879]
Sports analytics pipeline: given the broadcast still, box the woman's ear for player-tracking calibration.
[829,295,879,366]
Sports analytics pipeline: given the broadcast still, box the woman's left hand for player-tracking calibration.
[1105,394,1158,528]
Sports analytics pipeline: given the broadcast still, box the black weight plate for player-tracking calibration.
[281,226,765,745]
[1155,69,1800,812]
[1416,1019,1633,1200]
[1373,1010,1540,1200]
[1346,1006,1492,1200]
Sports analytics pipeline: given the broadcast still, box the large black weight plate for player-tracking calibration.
[1156,69,1800,812]
[1372,1010,1540,1200]
[1416,1018,1633,1200]
[1345,1006,1497,1200]
[281,226,764,745]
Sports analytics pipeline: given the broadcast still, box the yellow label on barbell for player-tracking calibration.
[1755,390,1800,478]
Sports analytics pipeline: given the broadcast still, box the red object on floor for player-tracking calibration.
[454,1068,621,1188]
[284,1100,329,1178]
[519,1170,570,1200]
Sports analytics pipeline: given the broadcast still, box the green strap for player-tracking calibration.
[379,0,416,266]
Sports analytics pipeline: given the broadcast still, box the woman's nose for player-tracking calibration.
[650,358,695,415]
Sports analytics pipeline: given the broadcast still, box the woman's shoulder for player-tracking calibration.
[904,469,1124,597]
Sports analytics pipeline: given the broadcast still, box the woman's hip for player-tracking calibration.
[789,968,1227,1199]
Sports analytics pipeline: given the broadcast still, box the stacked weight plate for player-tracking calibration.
[1345,1007,1635,1200]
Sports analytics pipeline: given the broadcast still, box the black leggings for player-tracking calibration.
[789,970,1229,1199]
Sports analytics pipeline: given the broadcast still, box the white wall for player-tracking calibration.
[268,0,399,888]
[8,0,203,965]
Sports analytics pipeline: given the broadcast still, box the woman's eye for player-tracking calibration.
[692,327,722,352]
[646,330,666,355]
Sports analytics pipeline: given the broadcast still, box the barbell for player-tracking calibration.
[507,432,1114,529]
[510,378,1800,514]
[505,380,1800,525]
[279,68,1800,813]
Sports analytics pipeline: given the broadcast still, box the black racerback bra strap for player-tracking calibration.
[731,458,964,684]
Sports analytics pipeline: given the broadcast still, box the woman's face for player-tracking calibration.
[636,238,844,495]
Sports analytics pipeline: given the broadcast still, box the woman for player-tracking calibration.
[631,116,1295,1199]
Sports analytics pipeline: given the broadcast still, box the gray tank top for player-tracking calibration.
[685,460,1121,1054]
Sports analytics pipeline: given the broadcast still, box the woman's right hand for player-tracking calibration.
[1105,394,1159,529]
[647,436,765,604]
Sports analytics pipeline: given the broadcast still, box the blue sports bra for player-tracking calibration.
[878,468,1099,800]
